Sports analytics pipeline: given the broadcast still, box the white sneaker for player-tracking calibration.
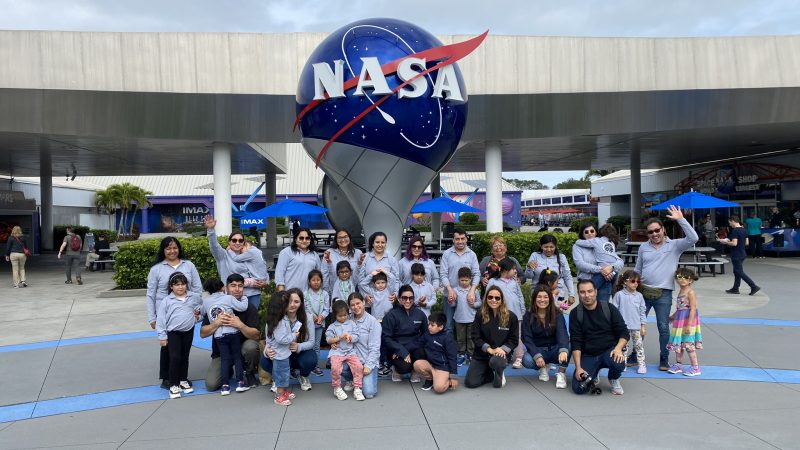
[168,385,181,399]
[353,388,365,401]
[343,381,354,392]
[610,378,624,395]
[179,380,193,394]
[410,372,421,383]
[270,382,277,393]
[299,375,312,391]
[555,372,567,389]
[333,387,348,400]
[501,372,507,387]
[538,367,550,382]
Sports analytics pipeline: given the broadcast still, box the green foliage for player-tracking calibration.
[277,226,289,235]
[569,216,598,232]
[503,178,548,190]
[276,217,286,226]
[113,236,230,289]
[53,225,90,247]
[606,216,631,236]
[471,231,579,276]
[553,177,590,189]
[88,229,118,242]
[459,213,479,225]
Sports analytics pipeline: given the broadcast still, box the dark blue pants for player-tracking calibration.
[592,273,616,302]
[645,289,672,364]
[216,333,244,385]
[290,349,318,377]
[522,345,571,369]
[571,347,624,394]
[731,257,757,290]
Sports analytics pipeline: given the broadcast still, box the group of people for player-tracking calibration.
[148,207,710,404]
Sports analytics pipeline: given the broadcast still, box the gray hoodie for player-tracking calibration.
[156,292,202,340]
[326,319,359,357]
[207,229,269,297]
[146,260,202,324]
[202,292,249,338]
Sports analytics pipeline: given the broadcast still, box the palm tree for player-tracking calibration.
[127,186,153,234]
[94,188,118,228]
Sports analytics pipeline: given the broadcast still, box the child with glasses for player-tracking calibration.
[331,261,356,302]
[667,268,703,376]
[611,270,647,374]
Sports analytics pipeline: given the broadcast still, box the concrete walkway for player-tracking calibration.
[0,254,799,449]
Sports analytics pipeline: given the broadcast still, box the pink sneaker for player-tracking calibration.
[637,365,647,374]
[274,391,292,406]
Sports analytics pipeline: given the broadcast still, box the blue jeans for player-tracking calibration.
[260,355,290,388]
[290,349,318,377]
[731,257,756,290]
[645,289,672,364]
[443,301,455,336]
[247,294,262,309]
[342,364,379,398]
[571,348,625,395]
[592,273,616,302]
[522,345,570,369]
[312,325,324,359]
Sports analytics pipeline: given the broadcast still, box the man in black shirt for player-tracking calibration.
[719,216,760,295]
[569,279,629,395]
[200,279,262,390]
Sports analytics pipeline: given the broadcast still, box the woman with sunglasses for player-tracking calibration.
[275,227,321,292]
[573,222,616,297]
[204,215,269,308]
[464,286,519,389]
[398,236,440,288]
[381,285,428,382]
[573,223,623,302]
[322,229,363,294]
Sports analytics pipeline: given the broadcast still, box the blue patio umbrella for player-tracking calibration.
[240,199,328,227]
[650,191,739,211]
[411,196,483,213]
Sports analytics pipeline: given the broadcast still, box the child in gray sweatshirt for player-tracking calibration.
[202,277,249,395]
[611,270,647,374]
[358,270,394,321]
[326,300,364,401]
[156,272,202,399]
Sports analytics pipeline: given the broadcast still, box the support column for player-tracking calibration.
[265,172,277,247]
[431,174,441,243]
[40,151,54,250]
[630,141,642,232]
[140,207,150,234]
[213,142,233,236]
[485,141,503,233]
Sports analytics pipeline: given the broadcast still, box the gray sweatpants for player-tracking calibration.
[65,255,82,280]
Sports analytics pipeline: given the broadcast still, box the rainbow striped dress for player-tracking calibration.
[667,294,703,351]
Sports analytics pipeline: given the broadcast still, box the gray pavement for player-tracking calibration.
[0,254,799,449]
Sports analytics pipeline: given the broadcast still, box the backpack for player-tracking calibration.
[70,234,82,251]
[574,301,611,328]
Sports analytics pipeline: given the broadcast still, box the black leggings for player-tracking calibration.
[464,355,509,388]
[389,348,426,374]
[166,329,194,386]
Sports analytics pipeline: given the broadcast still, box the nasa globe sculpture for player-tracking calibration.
[296,18,485,256]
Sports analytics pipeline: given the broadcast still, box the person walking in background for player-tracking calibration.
[58,226,83,285]
[5,225,29,288]
[719,216,760,295]
[744,211,764,258]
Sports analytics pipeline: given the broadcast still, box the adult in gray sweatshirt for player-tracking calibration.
[634,206,698,370]
[205,216,269,308]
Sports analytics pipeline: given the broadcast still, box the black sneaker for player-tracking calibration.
[378,364,392,377]
[160,379,169,390]
[493,369,503,388]
[421,379,433,391]
[725,289,740,294]
[246,372,259,387]
[65,279,73,284]
[750,286,761,296]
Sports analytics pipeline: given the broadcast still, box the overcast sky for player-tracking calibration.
[4,0,796,186]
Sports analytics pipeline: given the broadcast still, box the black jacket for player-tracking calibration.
[521,311,570,361]
[382,305,428,358]
[470,310,519,361]
[423,331,458,374]
[569,302,629,357]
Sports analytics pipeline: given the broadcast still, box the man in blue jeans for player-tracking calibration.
[635,205,698,371]
[570,279,629,395]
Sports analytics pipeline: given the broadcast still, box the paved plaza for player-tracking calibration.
[1,254,799,449]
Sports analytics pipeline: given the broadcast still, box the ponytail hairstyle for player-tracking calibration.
[167,272,188,294]
[529,283,557,330]
[265,292,288,339]
[537,268,559,290]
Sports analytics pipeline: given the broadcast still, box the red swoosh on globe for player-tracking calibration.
[293,31,488,167]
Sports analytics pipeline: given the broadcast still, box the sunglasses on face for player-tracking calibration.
[647,228,663,235]
[627,279,641,284]
[411,244,423,249]
[676,275,690,280]
[583,229,596,235]
[229,238,244,243]
[399,296,415,301]
[336,236,349,240]
[297,236,311,241]
[486,295,502,300]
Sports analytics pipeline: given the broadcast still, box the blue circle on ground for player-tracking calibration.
[297,18,468,172]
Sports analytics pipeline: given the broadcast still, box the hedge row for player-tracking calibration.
[471,231,579,277]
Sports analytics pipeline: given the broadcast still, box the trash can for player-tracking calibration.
[443,222,455,239]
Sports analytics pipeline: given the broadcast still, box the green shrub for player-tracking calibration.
[277,226,289,235]
[88,229,118,243]
[276,217,286,226]
[460,213,479,225]
[471,231,579,276]
[113,236,230,289]
[569,216,598,232]
[606,216,631,236]
[54,225,90,247]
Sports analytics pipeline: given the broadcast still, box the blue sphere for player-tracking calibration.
[296,18,468,172]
